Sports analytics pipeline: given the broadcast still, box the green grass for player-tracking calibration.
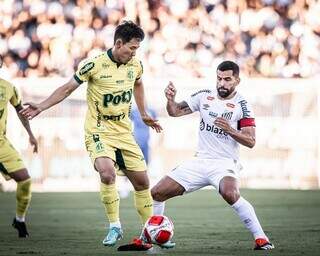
[1,189,320,256]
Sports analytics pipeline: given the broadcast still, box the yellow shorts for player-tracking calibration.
[85,133,147,174]
[0,138,25,180]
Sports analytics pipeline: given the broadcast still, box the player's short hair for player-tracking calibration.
[217,61,240,77]
[114,21,145,44]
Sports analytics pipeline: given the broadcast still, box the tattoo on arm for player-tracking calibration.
[176,101,192,116]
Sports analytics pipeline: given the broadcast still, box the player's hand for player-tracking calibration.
[164,81,177,101]
[214,117,233,133]
[19,102,42,120]
[141,114,163,133]
[29,135,38,153]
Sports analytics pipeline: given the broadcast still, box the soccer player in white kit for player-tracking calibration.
[151,61,274,250]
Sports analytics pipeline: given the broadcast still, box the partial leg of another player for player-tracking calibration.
[219,176,274,250]
[118,175,181,251]
[9,168,32,238]
[152,175,185,215]
[95,157,123,246]
[151,176,186,249]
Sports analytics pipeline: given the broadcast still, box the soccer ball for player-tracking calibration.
[142,215,174,245]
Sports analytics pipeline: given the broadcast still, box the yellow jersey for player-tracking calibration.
[0,78,21,138]
[74,49,143,136]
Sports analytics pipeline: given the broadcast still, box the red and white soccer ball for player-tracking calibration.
[143,215,174,245]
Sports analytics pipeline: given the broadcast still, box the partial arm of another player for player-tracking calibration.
[19,77,79,120]
[165,82,193,117]
[214,117,256,148]
[134,78,162,132]
[15,104,38,153]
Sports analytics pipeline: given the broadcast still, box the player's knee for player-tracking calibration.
[99,168,116,184]
[151,187,166,202]
[100,174,116,184]
[221,189,240,205]
[133,182,149,191]
[10,168,30,182]
[129,172,150,191]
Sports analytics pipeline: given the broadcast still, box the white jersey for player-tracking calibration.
[186,89,255,161]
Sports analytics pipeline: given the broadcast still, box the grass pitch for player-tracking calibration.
[1,189,320,256]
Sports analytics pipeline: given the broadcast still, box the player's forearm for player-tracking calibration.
[17,113,34,137]
[228,129,255,148]
[166,100,179,117]
[166,100,191,117]
[39,85,73,111]
[134,82,147,116]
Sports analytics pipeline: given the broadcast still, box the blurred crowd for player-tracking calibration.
[0,0,320,79]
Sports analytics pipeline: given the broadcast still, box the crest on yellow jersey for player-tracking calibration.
[127,69,134,80]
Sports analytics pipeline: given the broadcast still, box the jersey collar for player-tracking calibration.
[107,48,122,67]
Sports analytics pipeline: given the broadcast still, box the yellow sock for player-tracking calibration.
[16,178,32,220]
[100,183,120,223]
[134,189,153,224]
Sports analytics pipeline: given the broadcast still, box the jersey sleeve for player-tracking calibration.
[136,61,143,80]
[238,99,255,129]
[9,85,22,107]
[74,57,97,84]
[185,90,210,112]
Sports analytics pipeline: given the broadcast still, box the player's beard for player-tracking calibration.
[217,87,233,98]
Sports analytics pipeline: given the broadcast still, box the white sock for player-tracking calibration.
[153,200,165,215]
[109,221,121,229]
[231,197,268,240]
[16,215,25,222]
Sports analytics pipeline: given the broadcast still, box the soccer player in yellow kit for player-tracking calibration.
[20,21,162,247]
[0,55,38,237]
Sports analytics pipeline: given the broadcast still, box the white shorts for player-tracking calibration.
[167,158,241,193]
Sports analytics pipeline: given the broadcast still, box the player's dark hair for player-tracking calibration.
[217,61,240,77]
[114,21,145,44]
